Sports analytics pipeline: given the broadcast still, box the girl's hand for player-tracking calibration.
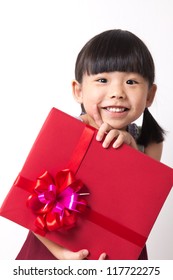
[96,124,138,149]
[50,246,106,260]
[92,105,138,150]
[34,233,106,260]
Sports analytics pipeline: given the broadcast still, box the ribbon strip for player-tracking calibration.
[67,125,95,173]
[86,209,146,248]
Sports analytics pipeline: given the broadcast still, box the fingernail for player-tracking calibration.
[82,249,89,258]
[113,144,117,148]
[96,135,101,141]
[102,253,107,259]
[102,142,108,148]
[113,143,119,148]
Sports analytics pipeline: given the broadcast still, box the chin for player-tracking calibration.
[102,120,127,130]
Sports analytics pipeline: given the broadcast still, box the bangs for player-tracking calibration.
[75,30,155,85]
[85,48,145,76]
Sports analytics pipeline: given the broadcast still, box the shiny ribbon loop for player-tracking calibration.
[27,169,88,233]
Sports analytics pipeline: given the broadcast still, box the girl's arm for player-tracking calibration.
[144,141,163,161]
[33,233,88,260]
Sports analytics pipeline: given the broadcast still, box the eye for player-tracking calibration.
[126,79,138,85]
[97,78,108,83]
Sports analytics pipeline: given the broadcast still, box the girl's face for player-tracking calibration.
[72,71,156,130]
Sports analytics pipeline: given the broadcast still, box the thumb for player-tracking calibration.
[63,249,89,260]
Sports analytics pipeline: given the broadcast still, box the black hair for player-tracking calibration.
[137,108,165,146]
[75,29,165,146]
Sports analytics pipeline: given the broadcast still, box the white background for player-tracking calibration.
[0,0,173,260]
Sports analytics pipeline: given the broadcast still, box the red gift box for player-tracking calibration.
[0,107,173,259]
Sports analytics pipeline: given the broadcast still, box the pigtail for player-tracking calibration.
[137,108,165,147]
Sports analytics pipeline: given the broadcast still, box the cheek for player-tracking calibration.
[82,90,100,105]
[132,93,148,108]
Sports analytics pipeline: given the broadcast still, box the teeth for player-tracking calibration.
[106,107,125,112]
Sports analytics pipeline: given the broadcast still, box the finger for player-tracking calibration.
[92,105,103,128]
[96,122,111,141]
[102,129,119,148]
[112,134,124,149]
[63,248,89,260]
[112,133,125,148]
[98,252,107,260]
[113,133,136,148]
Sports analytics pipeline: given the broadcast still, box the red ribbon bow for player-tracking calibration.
[27,169,88,234]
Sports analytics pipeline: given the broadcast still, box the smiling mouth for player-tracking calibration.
[104,106,128,113]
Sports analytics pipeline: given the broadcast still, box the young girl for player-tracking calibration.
[16,29,165,260]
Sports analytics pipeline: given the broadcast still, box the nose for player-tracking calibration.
[108,90,125,99]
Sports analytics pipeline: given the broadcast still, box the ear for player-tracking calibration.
[72,80,83,104]
[146,84,157,108]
